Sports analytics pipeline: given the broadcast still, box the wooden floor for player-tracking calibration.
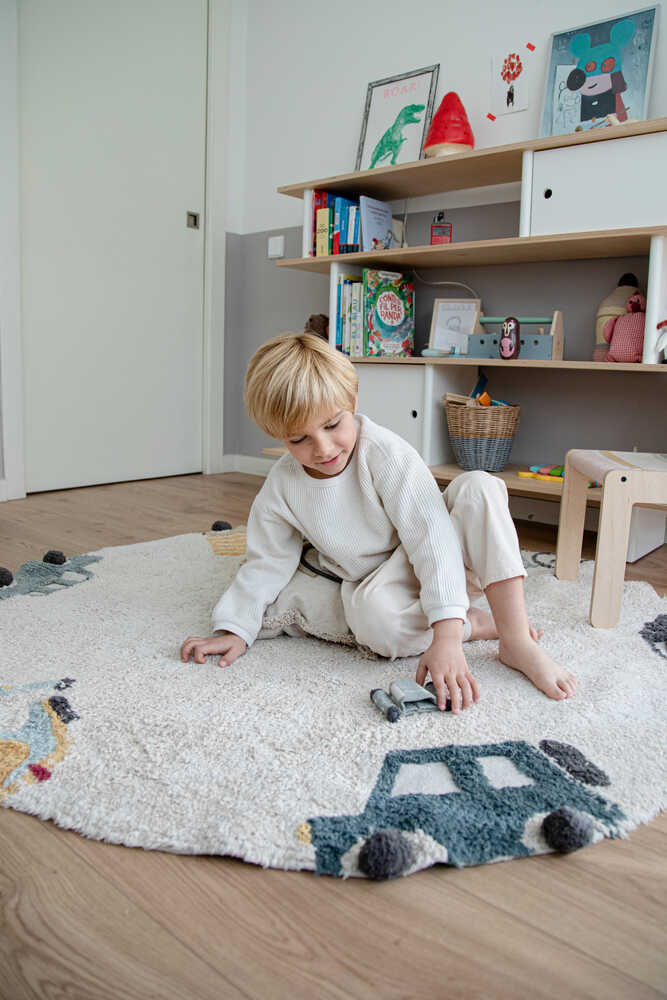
[1,473,665,1000]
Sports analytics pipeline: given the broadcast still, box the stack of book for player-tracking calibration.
[313,192,360,256]
[334,268,414,358]
[311,194,403,257]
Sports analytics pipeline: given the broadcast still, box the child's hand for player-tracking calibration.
[180,632,247,668]
[415,635,480,714]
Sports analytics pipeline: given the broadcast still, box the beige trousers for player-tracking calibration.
[341,470,526,659]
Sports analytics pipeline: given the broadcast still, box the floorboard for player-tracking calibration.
[1,472,665,999]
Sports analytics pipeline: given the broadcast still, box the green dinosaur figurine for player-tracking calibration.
[369,103,425,168]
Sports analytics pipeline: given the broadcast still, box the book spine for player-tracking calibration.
[333,197,343,255]
[350,282,363,356]
[311,190,327,256]
[335,278,343,349]
[342,280,353,354]
[349,205,359,253]
[315,208,330,257]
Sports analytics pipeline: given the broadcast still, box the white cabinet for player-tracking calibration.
[528,132,667,236]
[355,363,473,465]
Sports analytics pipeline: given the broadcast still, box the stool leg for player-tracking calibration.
[555,456,588,580]
[590,471,633,628]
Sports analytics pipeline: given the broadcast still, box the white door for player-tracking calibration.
[20,0,207,491]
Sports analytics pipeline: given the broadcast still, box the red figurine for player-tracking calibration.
[500,317,521,359]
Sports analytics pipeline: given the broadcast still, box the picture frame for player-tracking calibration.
[428,298,482,354]
[355,65,439,171]
[539,6,659,137]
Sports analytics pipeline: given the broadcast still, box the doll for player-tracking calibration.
[603,293,646,363]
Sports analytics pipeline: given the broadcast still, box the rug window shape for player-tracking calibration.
[391,761,460,797]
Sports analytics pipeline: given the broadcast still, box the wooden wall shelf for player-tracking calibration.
[277,118,667,202]
[351,357,666,372]
[276,226,665,276]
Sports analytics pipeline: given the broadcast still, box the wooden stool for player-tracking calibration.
[555,450,667,627]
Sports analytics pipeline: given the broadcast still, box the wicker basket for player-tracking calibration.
[445,401,520,472]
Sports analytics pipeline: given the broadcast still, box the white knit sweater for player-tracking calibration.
[211,414,469,645]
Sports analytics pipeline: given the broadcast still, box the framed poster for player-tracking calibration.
[428,298,482,354]
[355,65,439,171]
[539,6,659,137]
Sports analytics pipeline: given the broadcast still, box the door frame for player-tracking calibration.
[0,0,227,501]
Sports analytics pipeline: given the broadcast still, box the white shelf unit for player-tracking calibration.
[276,121,667,556]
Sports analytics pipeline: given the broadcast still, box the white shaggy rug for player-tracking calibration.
[1,532,665,878]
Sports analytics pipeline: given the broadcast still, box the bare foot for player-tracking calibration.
[468,607,543,643]
[498,636,577,700]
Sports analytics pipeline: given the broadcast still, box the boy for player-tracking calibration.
[181,333,576,712]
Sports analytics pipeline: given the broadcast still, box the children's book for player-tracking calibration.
[315,207,332,257]
[335,273,362,350]
[363,269,414,357]
[342,204,360,253]
[349,283,363,355]
[333,196,358,255]
[359,196,395,252]
[311,189,328,255]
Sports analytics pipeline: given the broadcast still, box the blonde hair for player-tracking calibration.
[244,332,358,439]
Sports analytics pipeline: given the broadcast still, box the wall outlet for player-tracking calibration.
[267,235,285,258]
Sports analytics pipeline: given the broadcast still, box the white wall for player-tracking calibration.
[232,0,666,234]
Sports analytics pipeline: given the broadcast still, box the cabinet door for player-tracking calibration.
[355,364,424,451]
[529,132,667,236]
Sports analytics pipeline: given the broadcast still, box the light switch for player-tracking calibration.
[268,235,285,258]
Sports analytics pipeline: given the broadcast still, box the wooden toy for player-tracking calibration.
[518,471,564,483]
[500,317,521,359]
[466,312,564,360]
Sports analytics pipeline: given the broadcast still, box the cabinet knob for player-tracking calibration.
[411,409,418,419]
[543,188,553,199]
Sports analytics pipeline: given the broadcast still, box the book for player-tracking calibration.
[363,269,414,357]
[333,196,358,255]
[343,205,360,253]
[359,196,395,252]
[311,189,328,256]
[335,273,361,349]
[349,282,363,355]
[315,207,332,257]
[341,277,361,354]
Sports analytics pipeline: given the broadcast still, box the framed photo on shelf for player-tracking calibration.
[539,6,659,137]
[355,65,439,171]
[428,298,481,354]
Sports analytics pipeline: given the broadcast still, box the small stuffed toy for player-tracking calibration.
[304,314,329,342]
[603,292,646,362]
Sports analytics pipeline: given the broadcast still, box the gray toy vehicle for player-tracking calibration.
[371,679,450,720]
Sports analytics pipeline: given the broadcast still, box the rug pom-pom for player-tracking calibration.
[43,550,66,565]
[0,567,13,587]
[358,829,414,880]
[211,520,232,532]
[542,807,595,853]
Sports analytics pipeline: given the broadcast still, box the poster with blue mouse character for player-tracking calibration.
[540,6,659,137]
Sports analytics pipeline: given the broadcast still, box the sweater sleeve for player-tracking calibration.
[369,441,469,624]
[210,494,303,646]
